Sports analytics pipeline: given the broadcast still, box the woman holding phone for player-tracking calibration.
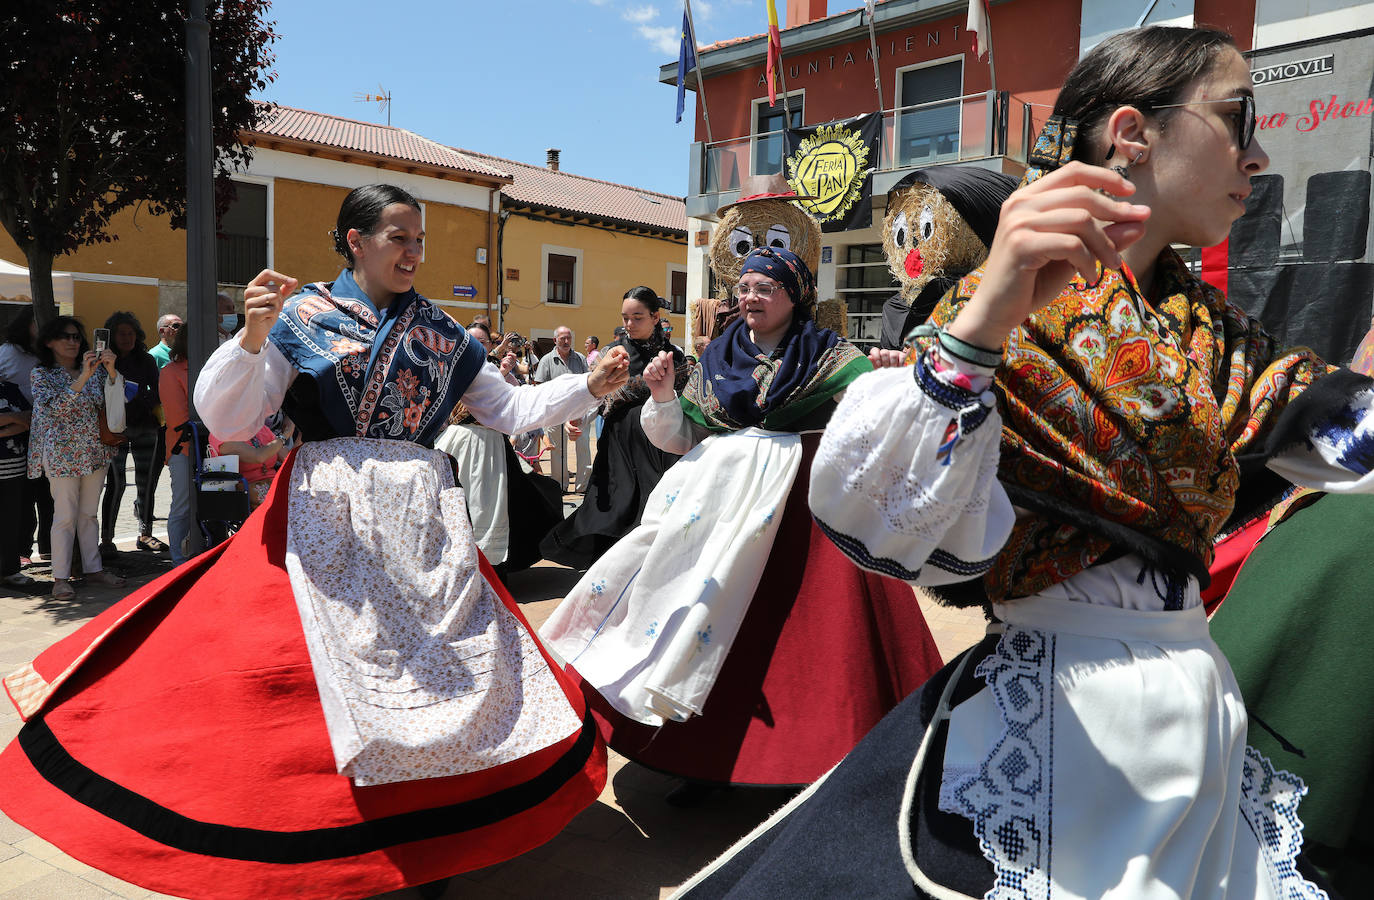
[26,317,127,599]
[0,184,630,899]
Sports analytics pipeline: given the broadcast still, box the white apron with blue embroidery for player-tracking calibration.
[540,427,801,726]
[706,359,1371,899]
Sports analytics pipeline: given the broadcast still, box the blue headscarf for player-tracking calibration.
[683,248,868,432]
[738,247,816,317]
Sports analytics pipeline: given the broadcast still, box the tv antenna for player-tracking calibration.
[353,85,392,126]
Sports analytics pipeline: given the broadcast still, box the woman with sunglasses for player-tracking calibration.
[541,246,944,800]
[26,317,127,599]
[674,27,1368,899]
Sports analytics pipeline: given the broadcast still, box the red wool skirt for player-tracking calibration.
[0,451,606,900]
[570,433,945,786]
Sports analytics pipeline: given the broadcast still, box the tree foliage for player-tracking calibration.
[0,1,276,323]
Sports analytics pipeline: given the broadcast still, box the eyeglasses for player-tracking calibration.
[164,322,183,330]
[733,282,779,299]
[1149,94,1256,150]
[58,332,82,341]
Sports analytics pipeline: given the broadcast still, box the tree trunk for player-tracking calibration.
[23,244,58,329]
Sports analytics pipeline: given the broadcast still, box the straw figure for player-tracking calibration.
[689,174,828,350]
[709,174,822,298]
[879,167,1017,349]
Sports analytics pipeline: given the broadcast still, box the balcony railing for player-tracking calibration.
[216,233,268,287]
[693,92,1043,198]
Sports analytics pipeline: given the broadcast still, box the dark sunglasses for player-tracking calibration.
[58,332,82,341]
[1150,94,1256,150]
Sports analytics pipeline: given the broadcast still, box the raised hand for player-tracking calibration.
[241,269,299,354]
[867,348,906,369]
[948,162,1151,350]
[587,346,630,397]
[642,350,678,402]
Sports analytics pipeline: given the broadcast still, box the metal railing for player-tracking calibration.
[695,92,1042,196]
[216,233,268,287]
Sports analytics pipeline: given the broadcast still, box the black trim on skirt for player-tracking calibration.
[18,709,598,864]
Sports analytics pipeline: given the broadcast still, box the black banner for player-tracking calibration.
[784,112,881,233]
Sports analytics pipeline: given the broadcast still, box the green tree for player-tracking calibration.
[0,2,276,325]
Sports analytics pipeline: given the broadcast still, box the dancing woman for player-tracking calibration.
[0,184,630,900]
[541,247,943,791]
[675,27,1371,898]
[541,285,689,568]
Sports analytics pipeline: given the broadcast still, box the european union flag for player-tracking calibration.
[675,7,695,124]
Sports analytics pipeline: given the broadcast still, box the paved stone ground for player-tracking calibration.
[0,448,986,900]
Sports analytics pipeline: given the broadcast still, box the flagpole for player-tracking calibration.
[684,0,715,145]
[865,2,884,111]
[778,48,792,122]
[983,0,997,94]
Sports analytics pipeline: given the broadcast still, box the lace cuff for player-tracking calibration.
[808,358,1013,586]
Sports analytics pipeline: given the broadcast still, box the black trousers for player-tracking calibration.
[23,474,53,556]
[101,424,161,542]
[1,476,24,576]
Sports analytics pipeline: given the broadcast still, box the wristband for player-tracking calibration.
[906,324,1003,369]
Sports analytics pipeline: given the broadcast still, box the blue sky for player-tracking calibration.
[254,0,772,197]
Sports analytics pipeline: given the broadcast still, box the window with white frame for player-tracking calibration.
[836,243,897,349]
[668,266,688,315]
[895,58,963,166]
[217,181,269,286]
[542,246,582,306]
[752,92,804,177]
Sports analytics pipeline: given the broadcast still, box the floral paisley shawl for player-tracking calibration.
[924,250,1352,603]
[682,316,870,433]
[269,268,485,447]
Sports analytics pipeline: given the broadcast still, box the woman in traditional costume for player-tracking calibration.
[540,247,944,795]
[540,286,689,569]
[432,322,565,580]
[0,184,630,900]
[673,27,1372,898]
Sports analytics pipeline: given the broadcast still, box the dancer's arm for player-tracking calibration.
[808,348,1014,586]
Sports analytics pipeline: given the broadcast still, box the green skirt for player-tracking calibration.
[1210,491,1374,891]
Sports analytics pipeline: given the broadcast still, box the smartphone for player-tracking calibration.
[93,328,110,354]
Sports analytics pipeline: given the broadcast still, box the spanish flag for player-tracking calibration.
[766,0,782,106]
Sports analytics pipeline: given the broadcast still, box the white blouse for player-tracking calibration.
[808,348,1374,597]
[195,335,597,443]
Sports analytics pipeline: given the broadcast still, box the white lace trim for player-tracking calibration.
[941,627,1054,900]
[1239,745,1330,900]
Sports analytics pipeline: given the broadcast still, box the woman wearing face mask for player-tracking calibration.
[0,184,631,900]
[540,286,689,569]
[674,26,1369,899]
[541,249,944,799]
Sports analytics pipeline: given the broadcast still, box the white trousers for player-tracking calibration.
[545,423,591,493]
[49,468,106,580]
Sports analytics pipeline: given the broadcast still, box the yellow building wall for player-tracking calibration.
[270,179,492,316]
[0,203,183,332]
[499,217,687,349]
[75,283,162,339]
[0,173,494,331]
[0,204,187,284]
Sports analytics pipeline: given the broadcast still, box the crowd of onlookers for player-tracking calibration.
[0,302,681,599]
[0,299,293,599]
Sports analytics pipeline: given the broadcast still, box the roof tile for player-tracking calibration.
[247,104,511,181]
[461,151,687,235]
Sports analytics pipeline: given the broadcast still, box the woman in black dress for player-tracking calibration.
[541,285,688,568]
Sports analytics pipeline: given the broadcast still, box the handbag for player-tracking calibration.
[98,406,128,447]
